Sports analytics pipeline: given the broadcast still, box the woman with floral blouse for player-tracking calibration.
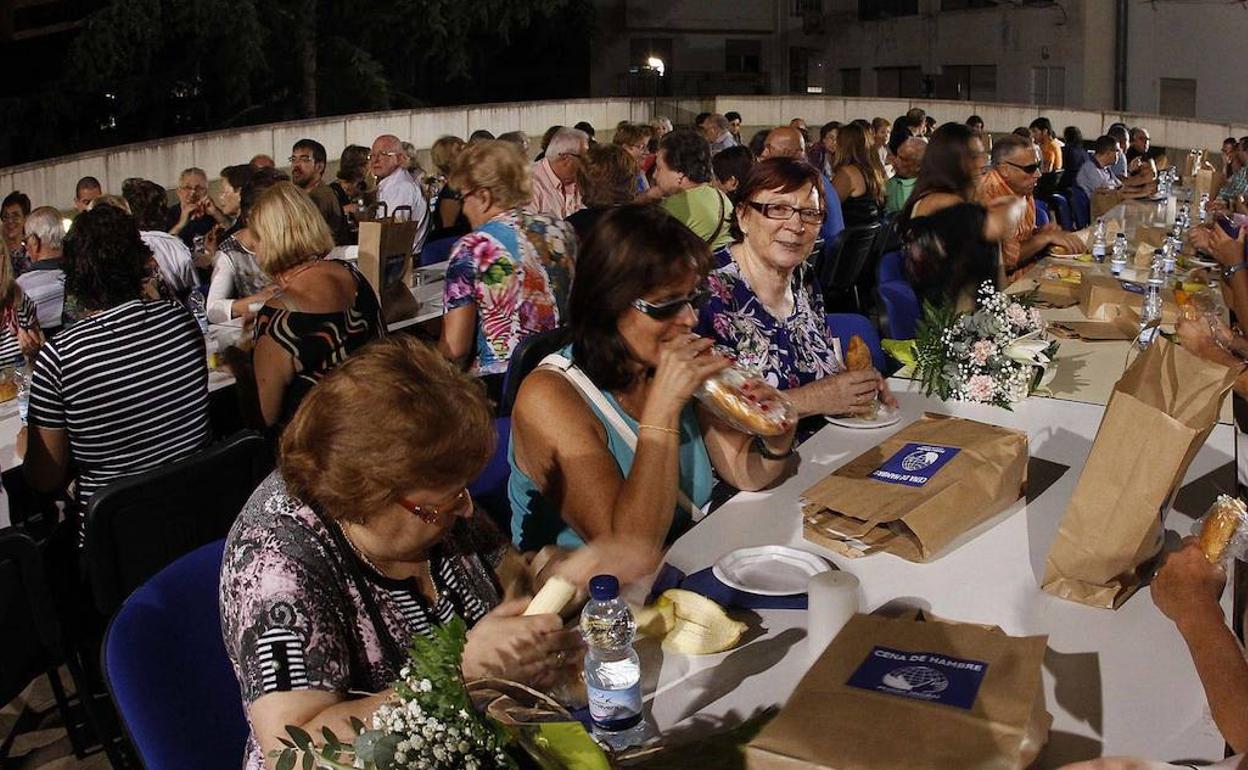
[696,158,896,418]
[438,140,576,401]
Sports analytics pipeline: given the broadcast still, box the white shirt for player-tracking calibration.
[376,169,430,255]
[141,230,197,296]
[206,236,268,324]
[17,262,65,329]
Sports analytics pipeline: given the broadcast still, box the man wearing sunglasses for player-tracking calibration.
[978,134,1086,274]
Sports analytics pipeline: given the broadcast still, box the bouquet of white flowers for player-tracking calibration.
[909,281,1058,408]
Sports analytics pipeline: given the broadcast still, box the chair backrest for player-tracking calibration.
[1070,185,1092,230]
[0,528,62,706]
[825,313,887,372]
[877,249,905,285]
[878,280,921,340]
[103,539,248,770]
[468,417,512,533]
[1040,193,1073,231]
[419,235,458,267]
[497,326,574,417]
[814,222,882,310]
[83,431,272,617]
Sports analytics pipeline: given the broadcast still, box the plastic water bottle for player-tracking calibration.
[1091,218,1107,262]
[1110,233,1128,276]
[581,575,647,750]
[1138,265,1165,350]
[187,288,209,335]
[1199,193,1210,224]
[14,355,28,425]
[1161,240,1177,274]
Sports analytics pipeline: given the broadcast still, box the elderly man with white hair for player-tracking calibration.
[370,133,430,254]
[20,207,67,331]
[528,127,588,219]
[701,113,736,155]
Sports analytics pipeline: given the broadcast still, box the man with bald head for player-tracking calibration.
[760,126,844,243]
[370,133,430,254]
[884,137,926,215]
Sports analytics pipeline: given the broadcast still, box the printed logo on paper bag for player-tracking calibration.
[846,646,988,710]
[868,443,960,487]
[1119,280,1145,295]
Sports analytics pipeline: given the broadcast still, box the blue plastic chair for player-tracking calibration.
[877,280,921,341]
[103,539,247,770]
[469,417,513,533]
[419,235,458,267]
[877,249,905,285]
[1039,193,1073,231]
[825,313,887,373]
[1070,186,1091,230]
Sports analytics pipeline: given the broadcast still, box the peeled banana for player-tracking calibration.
[631,601,675,638]
[654,589,747,655]
[524,576,577,616]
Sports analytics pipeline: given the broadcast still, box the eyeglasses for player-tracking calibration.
[1005,161,1041,174]
[632,289,710,320]
[746,200,825,226]
[397,488,472,524]
[179,185,207,194]
[0,213,22,224]
[288,154,316,164]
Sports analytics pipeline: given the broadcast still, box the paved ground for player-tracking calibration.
[2,672,111,770]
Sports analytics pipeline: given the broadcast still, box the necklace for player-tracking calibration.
[336,521,439,604]
[276,258,322,288]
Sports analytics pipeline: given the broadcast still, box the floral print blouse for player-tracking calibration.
[696,257,843,390]
[443,209,575,376]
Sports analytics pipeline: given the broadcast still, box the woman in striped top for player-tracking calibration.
[249,182,382,428]
[221,337,610,770]
[23,205,209,532]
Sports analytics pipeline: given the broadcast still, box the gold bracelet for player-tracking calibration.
[638,423,681,436]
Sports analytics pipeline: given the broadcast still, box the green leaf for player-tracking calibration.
[371,733,402,769]
[321,726,339,749]
[287,725,313,751]
[301,750,314,770]
[276,750,296,770]
[348,716,366,735]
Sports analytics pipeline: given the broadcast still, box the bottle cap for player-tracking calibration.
[589,574,620,601]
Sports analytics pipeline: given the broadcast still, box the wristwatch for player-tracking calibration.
[1221,261,1248,281]
[752,434,796,460]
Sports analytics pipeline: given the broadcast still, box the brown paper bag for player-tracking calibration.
[1049,318,1137,341]
[802,414,1028,562]
[357,215,420,324]
[746,613,1051,770]
[1079,274,1179,324]
[1134,225,1168,248]
[1041,337,1238,608]
[1092,189,1124,219]
[1195,167,1223,200]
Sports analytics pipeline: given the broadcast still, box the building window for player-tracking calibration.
[1030,66,1065,106]
[792,0,823,15]
[1159,78,1197,118]
[840,68,862,97]
[725,39,762,74]
[859,0,919,21]
[876,66,923,98]
[941,0,998,10]
[932,65,997,101]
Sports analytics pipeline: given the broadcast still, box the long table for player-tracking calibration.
[641,382,1234,767]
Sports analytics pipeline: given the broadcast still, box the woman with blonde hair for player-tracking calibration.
[427,135,470,240]
[830,121,887,227]
[438,140,576,400]
[250,181,383,427]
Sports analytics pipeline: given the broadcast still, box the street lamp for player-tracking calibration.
[645,56,665,121]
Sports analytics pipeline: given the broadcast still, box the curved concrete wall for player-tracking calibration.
[5,95,1246,210]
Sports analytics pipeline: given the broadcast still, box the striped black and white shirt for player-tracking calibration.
[0,291,38,366]
[27,298,210,507]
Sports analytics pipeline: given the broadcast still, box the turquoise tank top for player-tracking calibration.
[508,347,715,551]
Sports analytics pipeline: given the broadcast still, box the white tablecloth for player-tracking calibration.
[641,381,1234,767]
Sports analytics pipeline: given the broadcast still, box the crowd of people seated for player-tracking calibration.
[6,106,1248,770]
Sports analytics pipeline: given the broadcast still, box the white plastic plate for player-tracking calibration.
[825,405,903,429]
[712,545,832,596]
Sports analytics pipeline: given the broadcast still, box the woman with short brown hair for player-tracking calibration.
[567,143,639,241]
[221,336,584,770]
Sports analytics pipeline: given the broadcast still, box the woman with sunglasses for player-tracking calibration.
[223,336,618,770]
[439,140,576,402]
[697,158,895,418]
[509,204,796,561]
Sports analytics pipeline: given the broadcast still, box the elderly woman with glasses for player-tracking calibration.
[696,158,895,419]
[438,140,575,401]
[222,336,616,770]
[509,204,796,563]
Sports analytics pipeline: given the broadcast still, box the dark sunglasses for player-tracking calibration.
[632,289,709,320]
[1006,161,1041,174]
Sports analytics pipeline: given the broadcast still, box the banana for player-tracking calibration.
[631,600,675,638]
[524,576,577,616]
[656,589,747,655]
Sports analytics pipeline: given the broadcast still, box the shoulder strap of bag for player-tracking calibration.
[537,352,701,519]
[707,190,728,246]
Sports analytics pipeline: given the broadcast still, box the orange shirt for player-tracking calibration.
[1040,138,1063,173]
